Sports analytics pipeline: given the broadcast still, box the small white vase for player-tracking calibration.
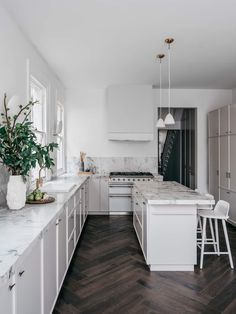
[7,175,26,210]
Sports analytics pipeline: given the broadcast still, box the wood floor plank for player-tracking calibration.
[54,215,236,314]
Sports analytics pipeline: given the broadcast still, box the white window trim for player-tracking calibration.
[56,100,65,176]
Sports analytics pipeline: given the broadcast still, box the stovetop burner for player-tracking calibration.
[110,171,154,178]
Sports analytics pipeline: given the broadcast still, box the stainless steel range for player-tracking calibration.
[109,172,154,214]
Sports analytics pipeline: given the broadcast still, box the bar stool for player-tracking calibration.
[198,200,234,269]
[195,189,214,235]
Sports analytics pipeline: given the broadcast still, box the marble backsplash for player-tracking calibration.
[0,166,9,207]
[67,156,158,175]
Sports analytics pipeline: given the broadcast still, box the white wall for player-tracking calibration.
[233,88,236,104]
[0,5,64,204]
[66,87,232,192]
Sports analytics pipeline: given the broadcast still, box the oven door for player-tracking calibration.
[109,195,132,213]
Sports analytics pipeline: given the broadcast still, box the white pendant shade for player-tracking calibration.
[156,118,165,128]
[164,112,175,125]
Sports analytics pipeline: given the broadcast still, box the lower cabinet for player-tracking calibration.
[220,188,236,224]
[16,238,42,314]
[1,179,89,314]
[0,278,14,314]
[43,222,57,314]
[57,209,67,290]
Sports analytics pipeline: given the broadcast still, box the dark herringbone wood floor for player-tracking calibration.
[54,216,236,314]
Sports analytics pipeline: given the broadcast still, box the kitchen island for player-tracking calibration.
[133,181,215,271]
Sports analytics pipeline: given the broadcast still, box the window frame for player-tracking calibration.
[56,100,65,176]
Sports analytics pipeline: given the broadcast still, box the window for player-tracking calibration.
[30,76,47,181]
[56,101,65,174]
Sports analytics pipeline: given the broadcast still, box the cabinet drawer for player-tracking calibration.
[68,196,75,216]
[67,211,75,239]
[68,233,75,263]
[134,213,142,246]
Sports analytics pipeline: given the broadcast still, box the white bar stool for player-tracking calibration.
[195,189,214,235]
[198,200,234,269]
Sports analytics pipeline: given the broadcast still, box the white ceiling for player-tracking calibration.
[2,0,236,89]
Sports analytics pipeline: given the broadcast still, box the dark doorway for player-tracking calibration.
[157,108,197,189]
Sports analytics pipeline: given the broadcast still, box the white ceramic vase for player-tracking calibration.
[7,175,26,210]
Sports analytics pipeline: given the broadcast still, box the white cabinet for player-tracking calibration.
[219,136,229,189]
[57,210,67,290]
[230,135,236,191]
[43,222,57,314]
[107,85,154,141]
[89,177,100,212]
[0,278,14,314]
[75,202,81,241]
[100,177,109,211]
[219,188,236,223]
[208,137,219,200]
[16,238,41,314]
[230,104,236,135]
[220,105,229,136]
[89,176,109,213]
[208,109,219,137]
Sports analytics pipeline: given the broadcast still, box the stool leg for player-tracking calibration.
[200,217,207,269]
[209,218,217,252]
[222,220,234,269]
[214,219,220,256]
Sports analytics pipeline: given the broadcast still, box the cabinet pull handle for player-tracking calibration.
[143,202,146,205]
[55,222,59,226]
[136,203,138,205]
[59,218,62,222]
[19,270,25,277]
[9,284,15,291]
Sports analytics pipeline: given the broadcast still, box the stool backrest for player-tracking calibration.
[214,200,230,218]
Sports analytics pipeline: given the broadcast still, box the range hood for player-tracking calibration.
[106,85,154,141]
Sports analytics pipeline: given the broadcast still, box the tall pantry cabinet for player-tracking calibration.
[208,104,236,225]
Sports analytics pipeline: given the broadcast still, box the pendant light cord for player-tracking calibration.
[160,58,162,117]
[168,43,171,114]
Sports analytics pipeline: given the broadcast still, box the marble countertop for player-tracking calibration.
[134,181,215,205]
[0,174,88,282]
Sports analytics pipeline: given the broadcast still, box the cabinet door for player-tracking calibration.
[58,210,67,289]
[220,105,229,136]
[230,135,236,191]
[208,137,219,200]
[0,279,14,314]
[16,239,41,314]
[230,104,236,135]
[75,202,81,241]
[229,190,236,224]
[208,109,219,137]
[89,177,100,212]
[143,202,147,260]
[100,177,109,211]
[43,222,57,314]
[220,136,229,189]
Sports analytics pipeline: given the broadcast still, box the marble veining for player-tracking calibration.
[67,156,158,175]
[135,181,215,205]
[0,174,88,283]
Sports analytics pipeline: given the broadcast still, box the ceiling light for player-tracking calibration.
[156,54,165,128]
[164,38,175,125]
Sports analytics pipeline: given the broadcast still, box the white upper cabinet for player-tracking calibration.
[230,104,236,135]
[220,105,229,136]
[106,85,154,141]
[208,109,219,137]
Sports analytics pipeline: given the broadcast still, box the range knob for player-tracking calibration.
[133,179,135,181]
[123,179,125,181]
[128,179,130,181]
[138,179,140,181]
[118,178,120,181]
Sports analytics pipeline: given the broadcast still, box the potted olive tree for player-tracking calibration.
[0,94,57,210]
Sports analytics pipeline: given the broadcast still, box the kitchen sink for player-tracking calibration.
[42,182,76,193]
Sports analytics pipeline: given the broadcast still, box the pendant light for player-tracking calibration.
[156,54,165,128]
[164,38,175,125]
